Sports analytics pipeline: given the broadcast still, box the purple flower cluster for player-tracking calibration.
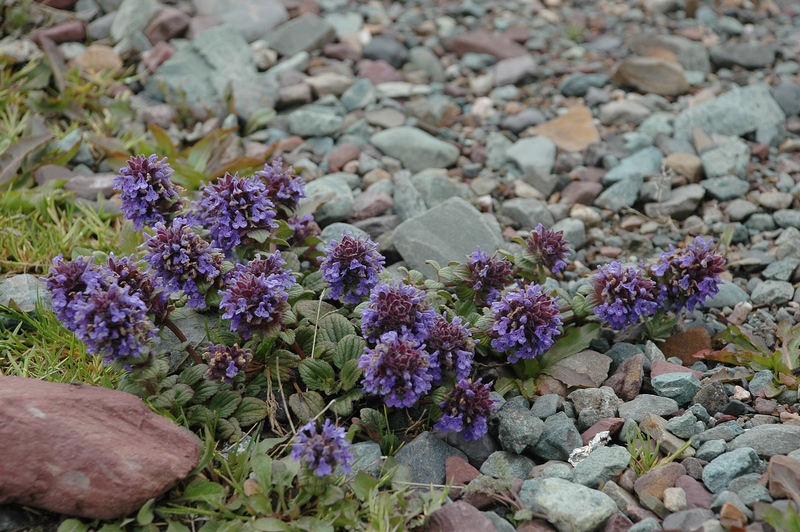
[490,283,562,363]
[287,213,321,246]
[592,262,659,330]
[219,255,295,339]
[320,232,385,305]
[203,344,253,383]
[46,255,105,325]
[193,173,277,253]
[358,331,434,408]
[465,248,513,305]
[114,154,183,230]
[425,314,474,384]
[143,218,223,309]
[435,379,498,441]
[104,253,170,324]
[255,159,306,214]
[291,418,353,477]
[652,237,726,312]
[526,224,570,274]
[361,281,435,343]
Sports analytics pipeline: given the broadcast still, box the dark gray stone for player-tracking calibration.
[572,446,632,488]
[394,431,467,485]
[497,400,544,454]
[727,424,800,457]
[618,394,679,422]
[702,447,761,493]
[651,373,702,405]
[519,478,617,532]
[363,36,409,68]
[479,451,535,480]
[532,412,583,461]
[265,13,336,57]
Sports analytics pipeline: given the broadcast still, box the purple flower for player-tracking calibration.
[143,218,223,309]
[526,224,570,274]
[358,331,434,408]
[233,252,295,289]
[592,262,659,330]
[651,237,726,312]
[435,379,498,442]
[361,281,436,343]
[290,418,353,477]
[286,213,320,246]
[425,314,474,384]
[203,344,253,383]
[70,282,158,366]
[193,173,277,253]
[490,283,562,363]
[256,158,306,213]
[114,154,183,230]
[219,259,295,339]
[320,232,385,305]
[104,253,170,324]
[45,254,105,324]
[466,248,513,305]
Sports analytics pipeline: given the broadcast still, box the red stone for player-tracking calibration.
[324,43,362,62]
[675,475,713,510]
[660,327,712,366]
[142,41,176,72]
[603,512,634,532]
[582,418,625,445]
[33,0,77,9]
[649,360,703,379]
[0,375,199,520]
[634,462,686,500]
[603,353,645,401]
[445,30,529,60]
[327,142,360,171]
[30,20,86,44]
[357,59,403,84]
[424,500,497,532]
[144,7,190,44]
[768,455,800,499]
[562,181,604,206]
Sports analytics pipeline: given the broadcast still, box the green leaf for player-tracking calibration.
[424,279,446,290]
[208,390,242,419]
[0,133,54,187]
[185,405,216,426]
[173,383,195,406]
[251,453,272,491]
[539,323,601,371]
[233,397,268,426]
[216,416,241,441]
[192,378,222,404]
[318,313,355,344]
[244,107,277,136]
[57,519,91,532]
[339,358,362,391]
[150,388,177,410]
[351,470,379,500]
[278,328,295,346]
[288,391,325,423]
[302,270,326,293]
[148,123,176,157]
[118,220,140,256]
[265,349,300,383]
[298,358,337,394]
[331,388,364,417]
[137,498,155,525]
[179,364,209,386]
[248,518,291,532]
[166,521,191,532]
[294,300,337,325]
[318,485,345,506]
[333,335,366,369]
[248,229,271,244]
[181,478,226,503]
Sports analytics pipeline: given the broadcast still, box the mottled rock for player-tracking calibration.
[702,448,762,493]
[426,501,498,532]
[394,432,467,486]
[371,127,460,173]
[530,106,599,153]
[728,424,800,457]
[634,462,686,499]
[612,57,689,96]
[519,478,617,532]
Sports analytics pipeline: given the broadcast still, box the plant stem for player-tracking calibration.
[163,318,203,364]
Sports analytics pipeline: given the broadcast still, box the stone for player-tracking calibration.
[370,127,460,173]
[572,446,632,488]
[110,0,158,43]
[497,400,545,454]
[673,84,786,140]
[483,511,517,532]
[530,106,599,153]
[425,501,497,532]
[533,412,583,461]
[306,72,354,98]
[394,431,467,486]
[551,218,586,250]
[629,35,711,73]
[344,441,383,478]
[289,108,342,137]
[506,136,558,196]
[71,44,122,73]
[701,136,750,179]
[650,372,702,406]
[663,152,703,182]
[569,387,623,421]
[480,451,536,480]
[663,487,687,512]
[64,172,116,200]
[493,55,538,86]
[602,147,663,185]
[695,439,727,462]
[594,175,643,213]
[702,448,761,493]
[519,478,617,532]
[300,174,354,225]
[710,43,776,70]
[634,462,686,500]
[410,172,471,209]
[661,509,715,531]
[562,181,604,206]
[349,191,393,221]
[266,13,335,57]
[619,396,679,423]
[751,280,794,306]
[143,7,190,44]
[502,198,555,229]
[192,0,288,43]
[659,327,711,366]
[772,80,800,117]
[363,36,408,68]
[30,20,86,45]
[445,31,529,60]
[599,101,652,126]
[643,184,705,221]
[692,381,729,416]
[768,455,800,499]
[728,424,800,457]
[393,197,503,278]
[559,73,610,97]
[531,395,561,420]
[612,56,689,96]
[696,421,744,445]
[581,418,625,445]
[442,430,500,470]
[501,109,547,133]
[666,412,700,439]
[605,343,644,374]
[706,281,749,309]
[0,375,198,519]
[676,475,713,509]
[0,274,51,313]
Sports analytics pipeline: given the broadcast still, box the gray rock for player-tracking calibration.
[692,381,729,416]
[710,43,776,70]
[156,307,218,371]
[541,463,575,481]
[602,146,664,185]
[772,80,800,117]
[696,421,744,444]
[0,274,50,313]
[394,431,467,485]
[702,447,761,493]
[700,175,750,201]
[320,223,369,243]
[606,343,644,373]
[192,0,288,43]
[666,411,700,439]
[501,198,555,229]
[568,387,622,420]
[363,36,408,68]
[724,199,758,222]
[705,280,749,309]
[341,79,376,112]
[701,136,750,178]
[300,174,354,224]
[480,451,535,480]
[551,218,586,251]
[774,209,800,229]
[673,84,786,140]
[696,439,728,461]
[727,424,800,456]
[493,55,538,86]
[393,197,503,278]
[392,172,428,220]
[532,412,583,461]
[408,47,445,83]
[599,100,652,125]
[643,184,705,221]
[764,258,800,281]
[500,109,546,134]
[497,400,544,454]
[110,0,158,43]
[289,108,343,137]
[651,373,702,406]
[370,127,460,173]
[559,73,610,97]
[751,280,794,306]
[410,171,471,209]
[594,175,643,213]
[265,13,336,57]
[711,490,753,519]
[531,394,561,420]
[628,517,662,532]
[519,478,617,532]
[618,394,679,422]
[572,446,632,488]
[485,131,513,169]
[482,511,516,532]
[343,441,383,478]
[442,430,500,469]
[662,509,716,531]
[506,136,558,196]
[748,370,774,395]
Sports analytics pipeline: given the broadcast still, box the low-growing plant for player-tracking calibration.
[625,423,694,476]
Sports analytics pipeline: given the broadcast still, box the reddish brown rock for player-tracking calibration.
[445,455,479,500]
[659,327,711,366]
[144,7,190,44]
[582,418,625,445]
[445,30,529,60]
[530,105,600,153]
[0,375,199,520]
[562,181,604,206]
[674,475,712,510]
[350,191,393,221]
[768,455,800,499]
[663,152,703,183]
[649,360,703,379]
[517,519,558,532]
[327,142,360,171]
[424,500,498,532]
[612,57,690,97]
[34,0,78,9]
[358,59,403,84]
[603,353,645,401]
[634,462,686,500]
[142,41,177,72]
[70,44,122,74]
[603,512,634,532]
[324,43,362,62]
[30,20,86,44]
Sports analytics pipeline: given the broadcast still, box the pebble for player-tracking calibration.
[618,395,679,423]
[370,127,460,173]
[393,431,467,485]
[519,478,618,532]
[702,447,762,493]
